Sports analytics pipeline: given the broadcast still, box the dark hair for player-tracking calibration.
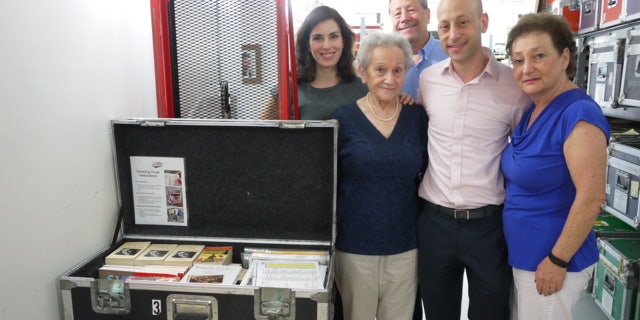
[296,6,357,83]
[506,13,576,80]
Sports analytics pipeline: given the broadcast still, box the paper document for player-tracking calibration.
[130,156,188,226]
[254,260,324,290]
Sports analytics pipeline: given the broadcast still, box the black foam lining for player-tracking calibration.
[113,121,335,242]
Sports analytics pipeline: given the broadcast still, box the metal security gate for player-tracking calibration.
[152,0,290,119]
[173,0,278,119]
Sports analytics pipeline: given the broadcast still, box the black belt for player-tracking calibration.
[425,201,503,220]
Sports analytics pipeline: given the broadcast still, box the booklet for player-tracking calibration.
[253,260,325,290]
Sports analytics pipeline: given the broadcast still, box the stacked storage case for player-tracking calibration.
[579,0,601,34]
[587,36,625,114]
[601,0,626,28]
[594,212,640,238]
[605,141,640,228]
[592,238,640,320]
[619,30,640,108]
[575,0,640,317]
[597,140,640,319]
[579,0,640,119]
[629,1,640,22]
[600,0,640,28]
[548,0,581,32]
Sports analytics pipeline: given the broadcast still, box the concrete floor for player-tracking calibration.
[572,289,609,320]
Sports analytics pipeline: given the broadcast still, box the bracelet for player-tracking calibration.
[548,252,569,268]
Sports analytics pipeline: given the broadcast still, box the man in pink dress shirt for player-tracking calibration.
[416,0,529,319]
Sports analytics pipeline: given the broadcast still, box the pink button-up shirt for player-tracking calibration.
[418,48,530,209]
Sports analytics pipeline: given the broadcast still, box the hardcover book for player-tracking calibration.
[194,246,233,265]
[134,243,178,266]
[104,241,152,266]
[163,244,205,267]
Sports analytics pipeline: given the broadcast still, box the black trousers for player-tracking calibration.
[417,202,512,320]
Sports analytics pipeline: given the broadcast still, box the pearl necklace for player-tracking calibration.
[366,93,400,122]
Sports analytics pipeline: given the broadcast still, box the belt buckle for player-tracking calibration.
[454,209,470,219]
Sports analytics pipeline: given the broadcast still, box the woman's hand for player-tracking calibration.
[535,257,567,296]
[399,93,415,105]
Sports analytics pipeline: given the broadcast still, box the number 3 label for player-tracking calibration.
[152,299,162,315]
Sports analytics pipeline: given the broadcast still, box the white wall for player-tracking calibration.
[0,1,156,319]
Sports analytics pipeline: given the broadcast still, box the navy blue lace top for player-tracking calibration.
[332,102,427,255]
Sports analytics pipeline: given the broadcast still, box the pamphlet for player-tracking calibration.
[130,156,188,226]
[180,264,243,285]
[254,260,324,290]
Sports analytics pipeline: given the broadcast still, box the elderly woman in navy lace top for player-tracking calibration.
[331,32,427,320]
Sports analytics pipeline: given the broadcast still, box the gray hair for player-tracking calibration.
[356,32,412,71]
[389,0,429,10]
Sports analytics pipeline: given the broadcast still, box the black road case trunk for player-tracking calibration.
[59,118,338,320]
